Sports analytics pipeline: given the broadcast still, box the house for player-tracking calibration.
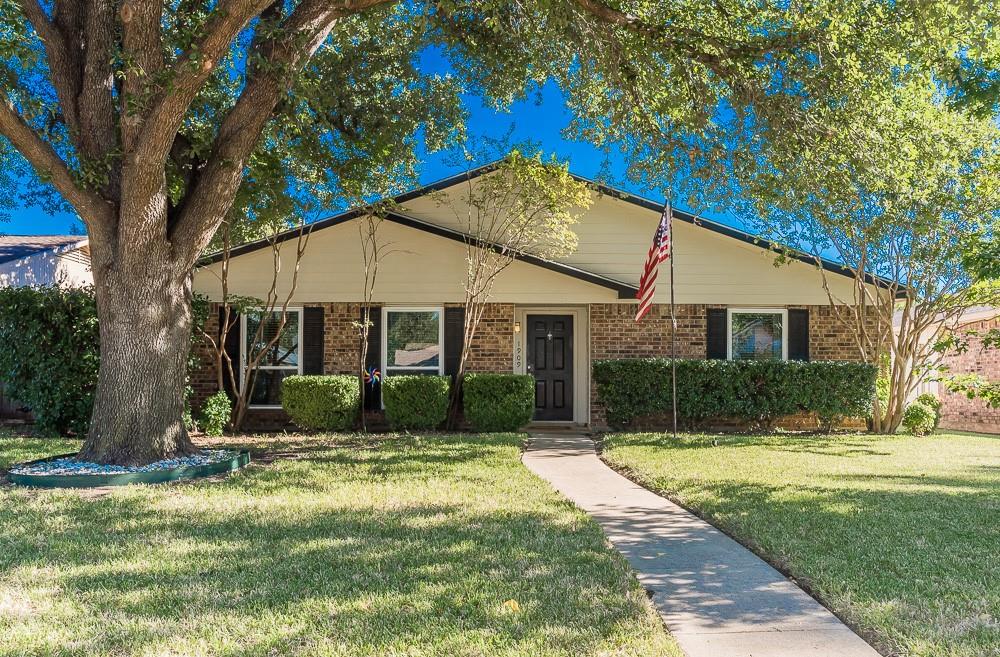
[0,235,92,288]
[918,307,1000,435]
[191,166,884,428]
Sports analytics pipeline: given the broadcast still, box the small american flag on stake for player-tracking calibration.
[635,202,672,322]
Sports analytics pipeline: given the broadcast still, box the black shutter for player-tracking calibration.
[788,308,810,361]
[706,308,727,360]
[444,306,465,378]
[362,306,381,410]
[302,306,325,374]
[220,306,241,398]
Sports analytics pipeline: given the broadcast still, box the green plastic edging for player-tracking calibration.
[7,450,251,489]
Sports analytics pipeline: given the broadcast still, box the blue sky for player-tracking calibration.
[3,51,748,236]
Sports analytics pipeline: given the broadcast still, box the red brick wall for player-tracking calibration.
[189,302,513,427]
[938,315,1000,434]
[588,303,874,428]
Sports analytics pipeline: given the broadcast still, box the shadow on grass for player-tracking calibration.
[623,471,1000,657]
[0,435,664,657]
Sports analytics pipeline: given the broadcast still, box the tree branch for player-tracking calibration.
[168,0,393,267]
[0,98,113,240]
[120,0,165,151]
[18,0,83,140]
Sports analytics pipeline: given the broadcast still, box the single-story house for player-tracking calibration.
[191,166,885,428]
[0,235,92,288]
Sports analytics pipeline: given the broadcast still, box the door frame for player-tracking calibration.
[514,306,590,425]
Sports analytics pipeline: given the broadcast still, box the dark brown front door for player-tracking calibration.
[526,314,573,421]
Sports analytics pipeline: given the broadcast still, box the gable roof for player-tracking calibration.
[0,235,88,266]
[205,161,895,292]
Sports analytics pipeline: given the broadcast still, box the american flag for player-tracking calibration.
[635,202,672,322]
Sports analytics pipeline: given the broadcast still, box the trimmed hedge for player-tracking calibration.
[463,373,534,432]
[281,375,359,431]
[903,400,936,435]
[0,285,99,435]
[382,375,450,430]
[592,359,877,430]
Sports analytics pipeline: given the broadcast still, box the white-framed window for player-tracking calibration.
[727,308,788,361]
[381,306,445,378]
[242,308,303,408]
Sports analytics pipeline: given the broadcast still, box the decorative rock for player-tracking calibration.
[9,450,236,476]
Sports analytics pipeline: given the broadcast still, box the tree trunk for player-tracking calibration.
[78,262,198,466]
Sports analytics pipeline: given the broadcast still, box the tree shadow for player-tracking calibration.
[0,435,668,657]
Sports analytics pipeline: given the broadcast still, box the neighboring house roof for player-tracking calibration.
[0,235,88,265]
[203,161,896,292]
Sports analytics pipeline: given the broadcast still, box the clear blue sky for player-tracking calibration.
[2,49,748,236]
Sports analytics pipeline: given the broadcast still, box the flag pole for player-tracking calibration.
[668,200,677,440]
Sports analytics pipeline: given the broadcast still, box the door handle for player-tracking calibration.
[527,364,533,372]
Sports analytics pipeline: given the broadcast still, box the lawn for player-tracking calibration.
[0,432,679,657]
[602,431,1000,657]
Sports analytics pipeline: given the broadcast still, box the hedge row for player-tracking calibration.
[592,359,878,430]
[281,373,535,432]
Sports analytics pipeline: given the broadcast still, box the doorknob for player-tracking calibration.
[527,364,533,372]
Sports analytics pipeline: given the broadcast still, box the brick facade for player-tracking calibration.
[588,303,874,428]
[191,300,875,431]
[938,315,1000,435]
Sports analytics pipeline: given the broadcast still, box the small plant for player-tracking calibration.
[382,375,450,430]
[915,392,942,429]
[200,391,232,437]
[282,375,359,431]
[902,400,936,436]
[463,373,534,431]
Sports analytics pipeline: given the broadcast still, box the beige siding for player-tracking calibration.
[399,180,863,306]
[193,218,620,304]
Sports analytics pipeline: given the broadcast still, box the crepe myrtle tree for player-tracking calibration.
[735,82,1000,432]
[430,149,591,425]
[0,1,990,464]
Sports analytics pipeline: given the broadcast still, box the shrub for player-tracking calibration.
[592,358,877,430]
[200,390,232,436]
[463,373,534,431]
[281,375,359,431]
[903,400,936,435]
[915,392,942,428]
[382,375,450,430]
[0,286,99,435]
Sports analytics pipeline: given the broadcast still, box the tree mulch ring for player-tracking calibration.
[7,449,250,489]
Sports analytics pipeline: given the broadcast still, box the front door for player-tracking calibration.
[526,314,573,421]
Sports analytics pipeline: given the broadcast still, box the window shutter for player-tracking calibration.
[444,306,465,378]
[788,308,810,361]
[706,308,727,360]
[219,306,241,398]
[302,306,325,374]
[361,306,381,410]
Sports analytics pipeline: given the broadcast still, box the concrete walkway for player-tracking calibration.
[522,433,882,657]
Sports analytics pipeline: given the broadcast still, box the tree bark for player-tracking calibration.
[78,259,198,466]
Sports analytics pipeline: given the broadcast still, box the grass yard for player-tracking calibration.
[602,432,1000,657]
[0,432,679,657]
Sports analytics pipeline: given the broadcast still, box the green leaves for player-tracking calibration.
[593,358,878,430]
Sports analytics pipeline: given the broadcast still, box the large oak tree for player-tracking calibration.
[0,0,989,464]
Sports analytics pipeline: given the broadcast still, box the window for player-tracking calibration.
[382,307,444,377]
[242,309,302,407]
[727,308,787,361]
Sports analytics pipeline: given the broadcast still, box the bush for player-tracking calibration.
[0,286,99,435]
[903,400,936,435]
[200,390,232,436]
[915,392,942,428]
[592,358,878,430]
[382,375,450,430]
[463,373,534,431]
[281,375,359,431]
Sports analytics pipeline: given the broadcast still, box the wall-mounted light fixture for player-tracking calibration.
[513,321,521,333]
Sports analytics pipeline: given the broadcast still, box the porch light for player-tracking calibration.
[513,321,521,333]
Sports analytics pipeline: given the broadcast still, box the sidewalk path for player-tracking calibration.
[522,433,882,657]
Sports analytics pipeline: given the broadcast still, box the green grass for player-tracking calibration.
[602,432,1000,657]
[0,433,679,657]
